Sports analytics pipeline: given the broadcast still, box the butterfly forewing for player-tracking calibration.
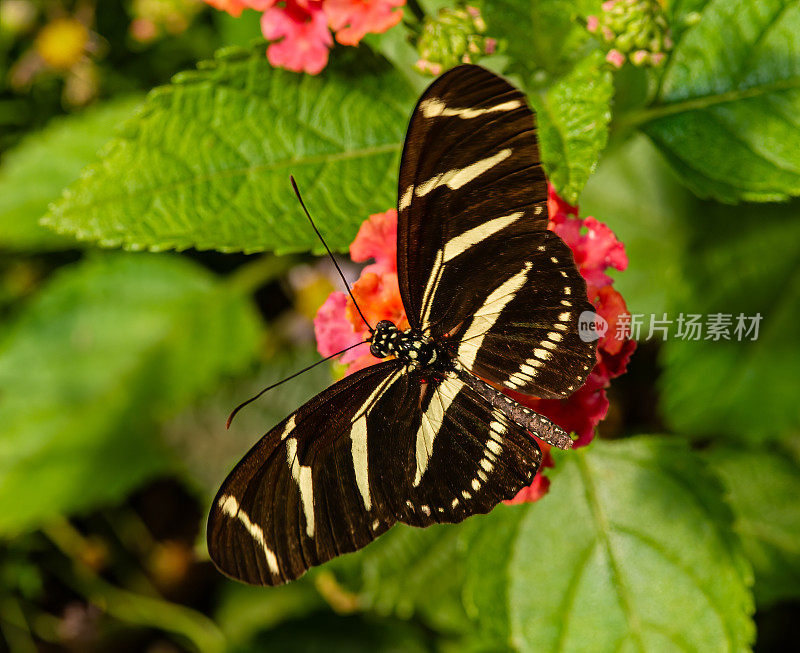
[397,64,596,397]
[397,65,548,333]
[451,232,596,398]
[208,360,412,585]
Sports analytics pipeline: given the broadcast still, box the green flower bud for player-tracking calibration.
[415,5,501,76]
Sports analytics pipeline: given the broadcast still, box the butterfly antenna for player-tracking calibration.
[290,176,374,333]
[226,340,370,428]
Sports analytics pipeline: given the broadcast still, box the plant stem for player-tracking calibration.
[43,520,226,653]
[226,253,301,295]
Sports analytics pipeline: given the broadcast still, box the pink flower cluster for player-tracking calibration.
[505,187,635,502]
[204,0,405,74]
[314,186,635,502]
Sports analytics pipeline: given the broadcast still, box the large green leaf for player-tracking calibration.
[483,0,611,203]
[0,254,261,534]
[580,134,691,318]
[43,49,417,255]
[659,198,800,442]
[464,438,754,652]
[348,521,477,634]
[634,0,800,202]
[705,446,800,606]
[0,98,141,251]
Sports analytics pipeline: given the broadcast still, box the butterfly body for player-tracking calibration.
[369,320,439,369]
[208,65,597,586]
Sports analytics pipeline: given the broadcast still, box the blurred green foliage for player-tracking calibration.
[0,0,798,651]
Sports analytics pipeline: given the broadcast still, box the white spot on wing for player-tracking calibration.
[399,185,414,211]
[280,415,296,441]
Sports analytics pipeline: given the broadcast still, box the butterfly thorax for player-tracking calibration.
[370,320,439,369]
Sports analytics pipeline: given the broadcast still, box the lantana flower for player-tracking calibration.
[586,0,672,69]
[202,0,405,74]
[325,0,404,46]
[314,186,635,503]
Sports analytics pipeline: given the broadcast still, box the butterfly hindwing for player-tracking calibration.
[399,373,543,526]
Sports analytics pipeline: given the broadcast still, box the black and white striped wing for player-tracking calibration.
[398,373,543,526]
[208,362,547,584]
[397,64,596,397]
[208,361,416,585]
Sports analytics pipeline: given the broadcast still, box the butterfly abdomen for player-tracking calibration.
[454,363,574,450]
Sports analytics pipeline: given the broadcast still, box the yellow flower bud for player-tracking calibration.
[35,18,89,70]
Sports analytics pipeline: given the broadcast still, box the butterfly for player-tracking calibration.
[207,64,597,585]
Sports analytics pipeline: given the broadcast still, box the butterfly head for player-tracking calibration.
[370,320,438,369]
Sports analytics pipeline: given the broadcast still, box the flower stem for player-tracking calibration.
[226,253,301,295]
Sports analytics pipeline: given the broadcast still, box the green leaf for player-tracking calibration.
[464,438,754,652]
[484,0,611,202]
[530,52,613,204]
[43,49,417,255]
[325,520,477,639]
[0,98,141,251]
[704,446,800,607]
[659,198,800,442]
[357,523,476,632]
[635,0,800,202]
[0,254,261,534]
[580,134,691,318]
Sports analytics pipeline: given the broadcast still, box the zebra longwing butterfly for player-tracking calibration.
[208,65,596,585]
